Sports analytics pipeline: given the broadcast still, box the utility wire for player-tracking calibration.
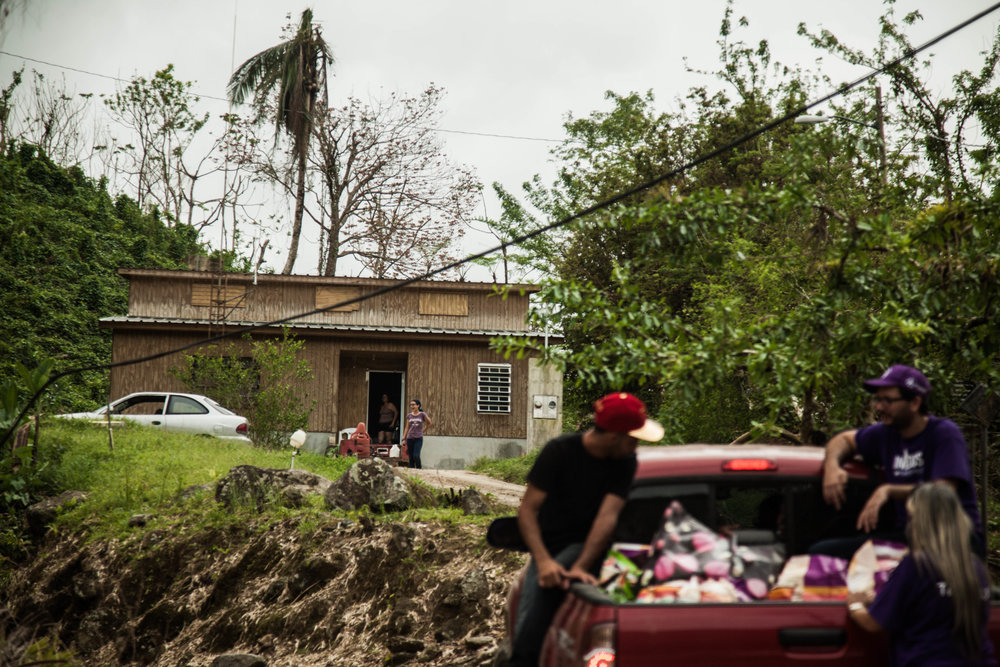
[0,49,562,143]
[4,2,1000,446]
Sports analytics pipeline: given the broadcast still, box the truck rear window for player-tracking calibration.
[614,474,890,555]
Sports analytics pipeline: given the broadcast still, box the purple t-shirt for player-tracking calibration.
[856,416,982,540]
[868,554,995,666]
[405,411,428,439]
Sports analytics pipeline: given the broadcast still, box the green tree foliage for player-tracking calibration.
[0,143,205,411]
[170,331,314,450]
[496,6,1000,443]
[797,3,1000,201]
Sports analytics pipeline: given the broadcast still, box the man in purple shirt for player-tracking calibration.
[818,365,983,556]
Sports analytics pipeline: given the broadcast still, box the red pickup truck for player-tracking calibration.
[496,444,1000,666]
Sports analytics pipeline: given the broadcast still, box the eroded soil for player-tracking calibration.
[5,507,527,665]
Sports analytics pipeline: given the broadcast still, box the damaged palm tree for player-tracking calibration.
[227,9,333,274]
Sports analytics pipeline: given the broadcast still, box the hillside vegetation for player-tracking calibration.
[0,143,209,411]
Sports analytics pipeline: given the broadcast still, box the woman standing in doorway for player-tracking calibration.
[402,398,431,469]
[376,394,398,444]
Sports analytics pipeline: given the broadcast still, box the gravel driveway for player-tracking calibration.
[400,467,525,508]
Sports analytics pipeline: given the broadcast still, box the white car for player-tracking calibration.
[57,392,252,443]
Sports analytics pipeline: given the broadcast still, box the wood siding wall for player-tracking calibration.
[127,275,532,331]
[110,329,527,439]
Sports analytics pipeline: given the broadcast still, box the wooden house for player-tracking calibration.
[101,268,563,468]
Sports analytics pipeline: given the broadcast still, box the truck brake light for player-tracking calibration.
[584,649,615,667]
[722,458,777,472]
[581,622,615,666]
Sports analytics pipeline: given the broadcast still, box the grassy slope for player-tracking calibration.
[19,420,507,544]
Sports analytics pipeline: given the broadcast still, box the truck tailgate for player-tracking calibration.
[613,602,889,665]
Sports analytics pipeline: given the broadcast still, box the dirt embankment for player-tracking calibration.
[4,472,529,666]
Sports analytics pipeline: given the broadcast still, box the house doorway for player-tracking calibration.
[368,371,405,444]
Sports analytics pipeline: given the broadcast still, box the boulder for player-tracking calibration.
[460,488,491,515]
[215,466,332,509]
[178,482,214,500]
[323,458,414,512]
[26,490,87,538]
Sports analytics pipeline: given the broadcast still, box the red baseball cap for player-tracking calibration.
[593,392,664,442]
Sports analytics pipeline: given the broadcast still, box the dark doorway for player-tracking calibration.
[368,371,404,444]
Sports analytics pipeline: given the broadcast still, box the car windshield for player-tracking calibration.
[111,395,166,415]
[203,397,236,415]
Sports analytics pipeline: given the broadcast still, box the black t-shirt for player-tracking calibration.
[527,432,638,555]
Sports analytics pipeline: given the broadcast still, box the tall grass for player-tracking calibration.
[33,419,354,534]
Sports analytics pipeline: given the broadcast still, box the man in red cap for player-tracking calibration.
[814,364,982,557]
[508,392,663,667]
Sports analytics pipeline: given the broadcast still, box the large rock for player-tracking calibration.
[26,490,87,538]
[215,466,332,509]
[460,488,491,515]
[324,458,415,512]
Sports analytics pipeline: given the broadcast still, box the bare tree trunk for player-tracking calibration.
[282,148,308,275]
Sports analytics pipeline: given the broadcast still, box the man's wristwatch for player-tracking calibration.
[848,602,866,613]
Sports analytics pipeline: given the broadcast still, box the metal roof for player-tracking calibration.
[100,316,560,340]
[116,268,542,292]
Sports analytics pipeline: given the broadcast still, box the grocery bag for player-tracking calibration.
[729,540,786,601]
[847,539,907,597]
[641,500,732,585]
[767,553,849,601]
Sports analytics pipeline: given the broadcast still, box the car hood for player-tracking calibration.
[56,411,105,419]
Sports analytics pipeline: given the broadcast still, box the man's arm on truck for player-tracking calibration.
[565,493,626,587]
[518,484,567,588]
[822,429,859,510]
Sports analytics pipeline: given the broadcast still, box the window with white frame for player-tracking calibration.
[477,363,512,413]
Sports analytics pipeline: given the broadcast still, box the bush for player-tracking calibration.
[170,330,314,450]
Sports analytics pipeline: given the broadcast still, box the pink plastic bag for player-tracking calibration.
[642,500,732,584]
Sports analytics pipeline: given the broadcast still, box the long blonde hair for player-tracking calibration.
[906,482,988,659]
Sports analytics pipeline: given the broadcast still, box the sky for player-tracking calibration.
[2,0,999,279]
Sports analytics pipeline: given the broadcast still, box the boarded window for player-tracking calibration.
[316,286,361,312]
[419,292,468,316]
[477,363,511,413]
[191,283,247,308]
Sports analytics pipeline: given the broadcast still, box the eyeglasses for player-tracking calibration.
[871,396,909,406]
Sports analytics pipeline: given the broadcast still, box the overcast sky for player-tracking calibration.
[2,1,998,278]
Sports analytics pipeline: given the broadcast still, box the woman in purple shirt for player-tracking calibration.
[847,483,995,666]
[402,398,431,469]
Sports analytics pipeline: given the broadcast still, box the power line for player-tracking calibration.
[4,2,1000,446]
[0,49,563,143]
[431,127,560,143]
